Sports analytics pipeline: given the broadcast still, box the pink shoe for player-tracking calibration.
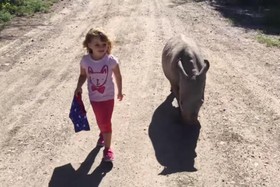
[97,133,104,147]
[103,148,114,162]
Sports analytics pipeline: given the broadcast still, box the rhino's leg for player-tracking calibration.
[170,83,179,101]
[170,83,182,120]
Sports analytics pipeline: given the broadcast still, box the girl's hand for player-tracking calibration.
[117,93,124,101]
[75,87,82,96]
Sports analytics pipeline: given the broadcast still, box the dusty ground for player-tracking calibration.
[0,0,279,186]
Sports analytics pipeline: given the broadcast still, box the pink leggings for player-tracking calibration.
[90,99,114,133]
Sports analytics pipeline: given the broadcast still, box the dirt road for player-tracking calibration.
[0,0,279,186]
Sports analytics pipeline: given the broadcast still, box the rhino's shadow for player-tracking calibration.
[149,93,201,175]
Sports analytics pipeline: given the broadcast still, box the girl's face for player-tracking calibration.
[88,37,108,60]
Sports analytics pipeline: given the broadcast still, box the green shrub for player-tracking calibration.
[0,10,13,22]
[257,35,280,48]
[15,0,49,16]
[25,0,49,12]
[0,0,51,16]
[0,0,56,30]
[0,2,17,14]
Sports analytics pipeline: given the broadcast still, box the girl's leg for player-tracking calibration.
[91,99,114,149]
[97,132,104,147]
[103,132,112,149]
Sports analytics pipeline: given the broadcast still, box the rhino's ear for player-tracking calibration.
[198,59,210,77]
[203,59,210,72]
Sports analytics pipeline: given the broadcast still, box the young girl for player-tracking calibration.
[74,29,123,162]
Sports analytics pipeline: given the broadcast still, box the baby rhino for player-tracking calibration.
[162,34,210,125]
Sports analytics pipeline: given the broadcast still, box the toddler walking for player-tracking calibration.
[74,28,123,162]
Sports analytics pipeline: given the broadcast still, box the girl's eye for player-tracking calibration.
[94,43,107,47]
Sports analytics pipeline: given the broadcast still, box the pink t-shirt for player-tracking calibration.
[80,54,118,102]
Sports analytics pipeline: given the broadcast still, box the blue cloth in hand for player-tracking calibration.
[69,94,90,132]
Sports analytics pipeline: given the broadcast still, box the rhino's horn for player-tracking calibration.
[178,60,189,79]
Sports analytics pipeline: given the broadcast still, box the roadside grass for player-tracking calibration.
[0,0,58,26]
[211,0,280,48]
[256,34,280,48]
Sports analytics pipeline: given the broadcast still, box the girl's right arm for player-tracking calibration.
[74,66,87,96]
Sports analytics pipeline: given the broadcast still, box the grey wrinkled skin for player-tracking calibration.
[162,34,210,125]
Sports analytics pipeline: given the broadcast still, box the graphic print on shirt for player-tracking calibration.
[88,65,108,94]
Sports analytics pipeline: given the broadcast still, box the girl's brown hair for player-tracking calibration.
[83,29,112,54]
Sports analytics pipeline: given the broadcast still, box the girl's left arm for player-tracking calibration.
[112,64,124,101]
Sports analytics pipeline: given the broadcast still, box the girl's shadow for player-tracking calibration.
[49,146,113,187]
[149,93,201,175]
